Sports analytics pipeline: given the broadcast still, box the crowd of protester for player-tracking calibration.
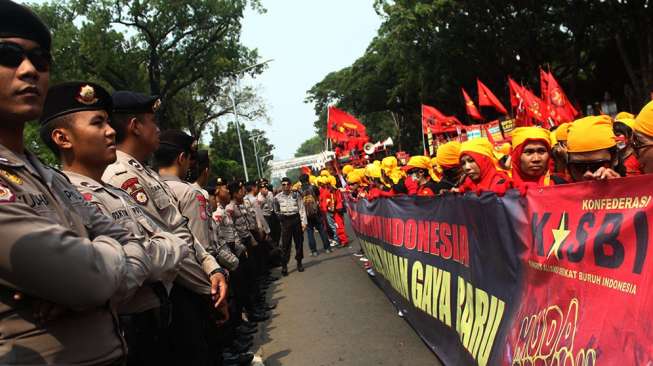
[341,110,653,201]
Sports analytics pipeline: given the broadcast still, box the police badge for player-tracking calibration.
[121,177,149,205]
[76,85,99,105]
[152,98,161,113]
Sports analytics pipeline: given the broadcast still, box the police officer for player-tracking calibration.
[273,177,307,275]
[0,3,151,363]
[102,92,228,365]
[38,81,188,365]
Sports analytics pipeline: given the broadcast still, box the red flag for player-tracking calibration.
[539,69,549,100]
[508,77,535,126]
[543,71,578,124]
[519,84,552,125]
[462,88,483,120]
[327,106,368,143]
[421,104,462,133]
[477,79,508,115]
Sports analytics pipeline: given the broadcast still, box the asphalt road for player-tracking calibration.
[251,221,442,366]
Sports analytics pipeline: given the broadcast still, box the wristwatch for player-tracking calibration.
[210,267,229,282]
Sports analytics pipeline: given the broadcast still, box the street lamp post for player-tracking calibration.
[230,58,274,181]
[249,132,263,178]
[259,153,273,178]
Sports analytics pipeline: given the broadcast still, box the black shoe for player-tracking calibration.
[228,339,252,354]
[237,334,254,343]
[236,324,258,334]
[248,311,270,322]
[260,303,276,311]
[281,266,288,276]
[297,260,304,272]
[223,351,254,365]
[267,275,279,281]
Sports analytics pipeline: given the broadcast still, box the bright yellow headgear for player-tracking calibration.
[365,163,382,179]
[328,175,336,188]
[511,127,552,150]
[634,100,653,137]
[555,122,571,142]
[320,169,330,177]
[342,164,354,176]
[615,111,635,121]
[616,117,635,129]
[460,138,497,161]
[435,141,461,168]
[317,176,328,185]
[567,115,616,153]
[381,156,398,173]
[550,130,558,146]
[406,156,432,171]
[497,142,512,156]
[292,182,302,191]
[309,175,317,185]
[347,170,362,184]
[430,157,438,168]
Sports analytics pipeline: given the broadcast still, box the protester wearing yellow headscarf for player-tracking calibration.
[510,127,553,187]
[404,155,440,196]
[633,100,653,173]
[616,111,635,121]
[566,115,622,181]
[459,138,512,193]
[434,141,463,190]
[342,164,354,177]
[555,122,571,144]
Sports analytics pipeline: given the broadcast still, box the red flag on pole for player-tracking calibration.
[477,79,508,115]
[462,88,483,120]
[542,71,578,124]
[539,69,549,101]
[421,104,463,134]
[327,106,368,143]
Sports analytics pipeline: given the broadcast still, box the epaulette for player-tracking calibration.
[79,180,103,191]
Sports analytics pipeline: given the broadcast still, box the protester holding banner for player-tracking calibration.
[565,116,624,182]
[434,141,464,192]
[509,126,563,189]
[404,156,440,196]
[458,138,512,194]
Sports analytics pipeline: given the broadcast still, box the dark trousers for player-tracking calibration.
[306,214,331,252]
[265,214,281,247]
[168,285,223,366]
[280,214,304,265]
[121,309,169,366]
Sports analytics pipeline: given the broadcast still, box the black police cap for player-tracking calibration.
[216,177,226,187]
[0,0,51,51]
[40,82,112,125]
[281,177,291,184]
[227,180,244,195]
[159,129,195,152]
[112,90,161,114]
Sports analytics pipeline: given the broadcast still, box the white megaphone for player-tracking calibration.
[382,137,394,149]
[363,142,377,155]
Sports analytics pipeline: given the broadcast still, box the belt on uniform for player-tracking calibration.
[279,213,299,220]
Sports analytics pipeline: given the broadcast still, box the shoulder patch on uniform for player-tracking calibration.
[0,169,22,185]
[0,183,16,203]
[82,192,94,201]
[196,193,208,221]
[121,177,149,205]
[128,159,143,170]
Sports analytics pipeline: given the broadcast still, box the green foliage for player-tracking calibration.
[209,122,274,181]
[305,0,653,154]
[25,0,268,166]
[24,122,58,167]
[294,135,325,157]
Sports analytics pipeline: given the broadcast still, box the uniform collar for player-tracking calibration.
[0,143,26,168]
[0,144,55,185]
[160,174,182,182]
[63,170,104,191]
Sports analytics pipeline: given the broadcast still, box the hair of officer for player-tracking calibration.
[39,114,74,156]
[227,181,243,195]
[110,112,142,144]
[153,130,194,168]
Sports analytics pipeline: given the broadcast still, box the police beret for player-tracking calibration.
[0,0,51,51]
[159,129,195,152]
[112,90,161,114]
[227,180,244,194]
[281,177,291,184]
[39,82,112,125]
[216,177,226,187]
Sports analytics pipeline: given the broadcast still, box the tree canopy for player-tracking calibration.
[305,0,652,154]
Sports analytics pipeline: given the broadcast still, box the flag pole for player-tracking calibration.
[420,105,427,155]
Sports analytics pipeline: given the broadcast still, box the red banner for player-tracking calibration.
[327,106,368,143]
[422,104,463,134]
[462,88,484,120]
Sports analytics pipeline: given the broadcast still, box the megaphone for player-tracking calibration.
[382,137,394,149]
[363,142,377,155]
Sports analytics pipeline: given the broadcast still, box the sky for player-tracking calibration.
[240,1,382,160]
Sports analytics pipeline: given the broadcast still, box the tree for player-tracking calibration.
[295,135,325,157]
[209,122,274,181]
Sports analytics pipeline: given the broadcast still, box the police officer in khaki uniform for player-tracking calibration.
[38,81,189,365]
[0,3,152,363]
[101,92,228,365]
[273,177,307,275]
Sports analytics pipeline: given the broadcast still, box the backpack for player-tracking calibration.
[301,185,319,217]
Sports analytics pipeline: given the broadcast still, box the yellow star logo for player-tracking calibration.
[548,212,570,259]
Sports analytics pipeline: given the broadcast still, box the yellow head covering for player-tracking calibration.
[309,175,317,185]
[347,170,362,184]
[435,141,461,168]
[430,157,438,168]
[328,175,336,188]
[320,169,330,177]
[615,111,635,121]
[459,138,497,161]
[555,122,571,142]
[634,100,653,137]
[365,163,382,179]
[616,117,635,129]
[406,156,432,170]
[292,182,302,191]
[511,127,552,149]
[317,176,328,185]
[567,115,616,153]
[381,156,398,173]
[550,130,558,146]
[342,164,354,176]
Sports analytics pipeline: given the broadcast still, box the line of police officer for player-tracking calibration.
[0,1,279,365]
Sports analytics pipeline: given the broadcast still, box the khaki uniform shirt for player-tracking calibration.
[228,200,253,240]
[65,171,188,314]
[257,191,274,216]
[211,203,241,270]
[245,193,270,234]
[0,145,151,365]
[103,151,219,295]
[273,191,307,225]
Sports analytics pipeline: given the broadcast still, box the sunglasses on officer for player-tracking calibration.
[0,42,52,72]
